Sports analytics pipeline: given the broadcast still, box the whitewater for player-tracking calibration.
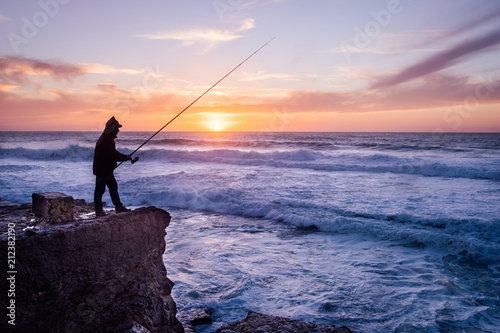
[1,131,499,332]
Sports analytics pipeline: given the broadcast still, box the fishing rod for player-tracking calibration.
[117,37,276,169]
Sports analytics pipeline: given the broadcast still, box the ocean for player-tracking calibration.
[1,131,499,332]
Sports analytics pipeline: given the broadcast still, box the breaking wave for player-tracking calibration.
[128,185,500,263]
[0,145,95,161]
[1,145,499,180]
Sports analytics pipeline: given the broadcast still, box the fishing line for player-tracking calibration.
[116,37,275,169]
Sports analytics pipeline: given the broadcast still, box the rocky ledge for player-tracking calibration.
[0,201,183,333]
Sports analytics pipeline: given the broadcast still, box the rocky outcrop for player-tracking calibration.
[0,204,183,333]
[216,312,352,333]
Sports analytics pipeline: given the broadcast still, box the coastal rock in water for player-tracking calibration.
[216,311,352,333]
[0,205,183,333]
[177,307,212,332]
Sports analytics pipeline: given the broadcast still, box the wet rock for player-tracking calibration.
[109,321,152,333]
[178,307,212,331]
[216,311,352,333]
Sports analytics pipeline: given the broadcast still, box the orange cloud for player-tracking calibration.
[1,55,499,131]
[0,82,19,92]
[82,63,143,75]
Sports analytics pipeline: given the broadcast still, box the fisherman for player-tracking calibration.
[93,116,132,216]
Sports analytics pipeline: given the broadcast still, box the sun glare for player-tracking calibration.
[212,122,222,131]
[204,113,229,132]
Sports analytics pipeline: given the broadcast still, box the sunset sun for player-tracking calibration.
[204,113,229,132]
[212,122,222,131]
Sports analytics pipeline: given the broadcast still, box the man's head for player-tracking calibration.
[104,116,122,135]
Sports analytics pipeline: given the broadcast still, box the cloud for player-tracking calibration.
[0,14,14,23]
[451,8,500,37]
[370,7,500,90]
[97,83,118,91]
[82,63,143,75]
[0,56,145,93]
[371,29,500,90]
[418,9,500,48]
[0,80,189,130]
[241,71,304,81]
[0,56,86,84]
[0,82,19,92]
[2,71,500,131]
[138,18,255,46]
[272,73,500,114]
[327,31,437,56]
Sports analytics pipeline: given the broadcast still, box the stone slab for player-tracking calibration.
[32,192,75,223]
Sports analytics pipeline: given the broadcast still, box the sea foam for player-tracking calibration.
[2,144,499,180]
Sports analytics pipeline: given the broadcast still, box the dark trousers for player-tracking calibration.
[94,174,123,212]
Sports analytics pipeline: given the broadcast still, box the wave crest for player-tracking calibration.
[2,145,499,180]
[0,145,95,161]
[129,185,500,263]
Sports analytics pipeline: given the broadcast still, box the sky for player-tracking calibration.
[1,0,500,132]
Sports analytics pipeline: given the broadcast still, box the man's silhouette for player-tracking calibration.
[93,116,132,216]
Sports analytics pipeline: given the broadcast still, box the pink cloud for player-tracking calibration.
[416,8,500,48]
[1,54,499,131]
[0,56,86,84]
[371,29,500,90]
[277,74,500,113]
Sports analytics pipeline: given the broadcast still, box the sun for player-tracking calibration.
[204,113,229,132]
[212,122,223,131]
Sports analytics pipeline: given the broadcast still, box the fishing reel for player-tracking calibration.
[131,156,140,164]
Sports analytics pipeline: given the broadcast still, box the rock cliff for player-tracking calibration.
[0,205,183,333]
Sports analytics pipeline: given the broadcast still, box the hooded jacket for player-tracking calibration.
[92,130,129,177]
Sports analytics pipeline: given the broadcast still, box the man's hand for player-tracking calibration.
[127,155,132,160]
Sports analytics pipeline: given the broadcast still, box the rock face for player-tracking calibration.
[0,205,183,333]
[216,312,352,333]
